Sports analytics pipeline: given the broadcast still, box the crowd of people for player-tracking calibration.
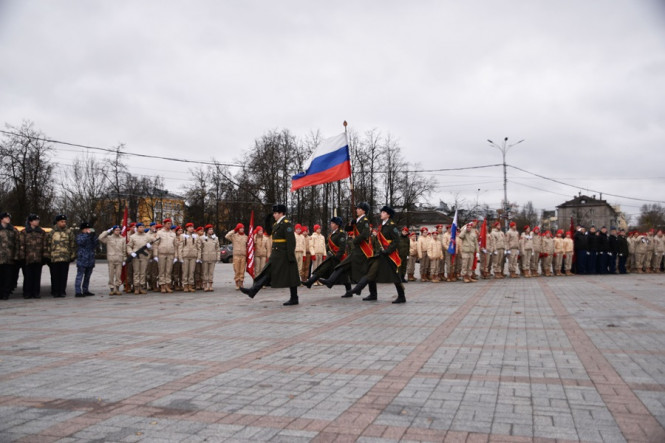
[1,207,663,303]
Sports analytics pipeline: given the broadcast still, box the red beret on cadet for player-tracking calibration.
[303,226,309,232]
[313,224,321,231]
[255,225,263,232]
[402,226,409,232]
[185,222,194,228]
[432,231,439,235]
[420,227,428,232]
[196,226,204,232]
[175,226,182,231]
[234,223,244,232]
[509,222,516,227]
[163,218,171,224]
[409,232,416,237]
[533,226,540,233]
[155,224,163,229]
[566,231,572,237]
[129,222,136,227]
[436,224,443,229]
[205,224,213,230]
[649,228,655,233]
[556,229,564,235]
[295,224,302,230]
[523,225,530,231]
[493,221,501,228]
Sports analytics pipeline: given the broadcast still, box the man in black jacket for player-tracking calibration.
[608,227,618,274]
[587,226,598,274]
[573,225,588,274]
[597,226,609,274]
[616,229,629,274]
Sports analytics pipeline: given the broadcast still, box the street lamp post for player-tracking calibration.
[487,137,524,231]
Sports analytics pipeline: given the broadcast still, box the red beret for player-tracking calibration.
[556,229,564,235]
[255,225,263,232]
[175,226,182,231]
[493,221,501,228]
[436,224,443,228]
[129,222,136,227]
[196,226,204,232]
[420,227,428,232]
[295,224,302,230]
[205,224,213,230]
[533,226,540,232]
[185,222,194,228]
[409,232,416,237]
[402,226,409,232]
[155,224,163,229]
[509,222,516,227]
[313,224,321,231]
[234,223,244,231]
[523,225,530,231]
[163,218,172,223]
[302,226,309,232]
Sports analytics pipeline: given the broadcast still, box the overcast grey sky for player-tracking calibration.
[1,1,664,221]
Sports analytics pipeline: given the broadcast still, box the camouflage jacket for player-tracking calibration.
[19,225,49,264]
[0,223,19,265]
[48,226,77,263]
[76,232,98,268]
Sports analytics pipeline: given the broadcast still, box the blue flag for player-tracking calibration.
[448,210,457,255]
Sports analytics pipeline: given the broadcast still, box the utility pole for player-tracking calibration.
[487,137,524,231]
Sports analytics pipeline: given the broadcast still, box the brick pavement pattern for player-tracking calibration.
[1,262,665,442]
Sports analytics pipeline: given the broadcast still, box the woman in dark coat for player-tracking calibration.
[240,204,301,306]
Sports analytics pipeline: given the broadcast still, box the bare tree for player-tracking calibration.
[638,204,665,231]
[0,121,55,222]
[60,153,110,228]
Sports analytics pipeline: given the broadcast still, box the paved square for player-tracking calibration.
[1,263,665,441]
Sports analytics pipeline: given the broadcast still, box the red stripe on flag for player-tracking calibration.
[290,161,351,191]
[246,211,255,278]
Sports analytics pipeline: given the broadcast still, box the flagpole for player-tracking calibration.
[344,120,356,216]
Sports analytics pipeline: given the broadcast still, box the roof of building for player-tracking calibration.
[556,195,616,215]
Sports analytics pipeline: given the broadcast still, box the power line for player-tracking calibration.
[507,164,665,204]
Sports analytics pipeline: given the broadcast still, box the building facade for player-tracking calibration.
[556,194,618,229]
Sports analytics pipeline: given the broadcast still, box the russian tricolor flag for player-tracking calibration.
[291,133,352,191]
[448,210,458,255]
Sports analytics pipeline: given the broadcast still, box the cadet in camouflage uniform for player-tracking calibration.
[172,226,184,291]
[506,222,520,278]
[99,225,126,295]
[180,223,201,292]
[194,226,204,290]
[19,214,48,299]
[47,215,77,298]
[541,230,554,276]
[127,223,150,294]
[458,222,479,283]
[653,230,664,272]
[146,222,159,291]
[0,212,19,300]
[123,223,135,293]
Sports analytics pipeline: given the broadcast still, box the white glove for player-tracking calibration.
[587,251,591,255]
[493,251,497,255]
[107,228,113,234]
[183,234,190,239]
[131,252,137,258]
[475,253,480,259]
[211,234,217,239]
[196,259,202,263]
[173,258,178,264]
[482,249,487,254]
[607,252,613,256]
[146,243,152,249]
[179,259,183,263]
[505,250,511,255]
[154,257,159,262]
[122,261,126,266]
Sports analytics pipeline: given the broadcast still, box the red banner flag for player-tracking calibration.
[570,216,575,266]
[120,206,129,283]
[246,210,255,278]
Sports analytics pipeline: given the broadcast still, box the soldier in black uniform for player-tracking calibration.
[616,229,629,274]
[320,202,372,297]
[608,227,618,274]
[344,206,406,304]
[596,226,609,274]
[587,226,598,274]
[240,204,301,306]
[302,216,351,292]
[573,225,588,274]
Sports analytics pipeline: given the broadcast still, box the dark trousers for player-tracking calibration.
[597,252,608,274]
[575,250,587,274]
[22,263,43,298]
[608,254,617,274]
[50,261,70,296]
[587,251,597,274]
[618,255,627,274]
[0,263,16,300]
[75,266,94,295]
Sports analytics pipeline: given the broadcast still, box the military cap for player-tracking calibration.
[53,214,67,224]
[79,221,91,230]
[112,225,120,230]
[0,212,10,219]
[356,202,370,213]
[136,222,144,227]
[144,228,150,233]
[380,205,395,217]
[149,222,156,226]
[272,204,287,213]
[27,214,39,222]
[330,216,343,226]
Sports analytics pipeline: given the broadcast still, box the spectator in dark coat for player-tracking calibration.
[19,214,49,299]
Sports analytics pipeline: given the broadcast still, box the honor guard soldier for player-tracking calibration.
[241,204,301,305]
[225,223,248,289]
[99,225,126,295]
[302,216,351,293]
[343,206,406,303]
[0,212,19,300]
[617,229,629,274]
[155,219,177,293]
[127,223,150,294]
[319,202,372,297]
[19,214,48,299]
[608,227,618,274]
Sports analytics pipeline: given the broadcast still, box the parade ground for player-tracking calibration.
[1,263,664,442]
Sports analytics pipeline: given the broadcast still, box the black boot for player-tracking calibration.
[320,268,342,288]
[240,275,268,299]
[341,283,353,298]
[283,287,299,306]
[392,282,406,304]
[363,282,377,301]
[303,274,319,289]
[344,276,368,297]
